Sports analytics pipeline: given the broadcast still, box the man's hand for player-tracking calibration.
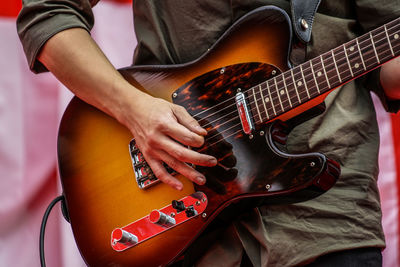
[121,94,217,190]
[38,28,217,190]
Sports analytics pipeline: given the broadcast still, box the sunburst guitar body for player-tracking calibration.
[57,5,400,267]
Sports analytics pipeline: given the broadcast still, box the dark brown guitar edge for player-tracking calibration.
[118,5,293,78]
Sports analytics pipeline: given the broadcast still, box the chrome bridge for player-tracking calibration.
[129,139,176,189]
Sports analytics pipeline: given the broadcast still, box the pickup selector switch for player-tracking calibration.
[149,210,176,227]
[172,200,186,212]
[185,206,198,217]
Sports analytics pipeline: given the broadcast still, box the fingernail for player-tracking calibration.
[196,176,206,184]
[175,184,183,191]
[195,126,207,134]
[209,158,218,165]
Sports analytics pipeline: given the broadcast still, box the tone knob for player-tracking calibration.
[149,210,176,227]
[112,228,138,245]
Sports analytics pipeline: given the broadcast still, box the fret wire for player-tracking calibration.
[254,43,400,124]
[257,41,399,118]
[360,34,381,66]
[384,26,394,56]
[290,68,301,103]
[282,72,292,107]
[198,29,400,135]
[331,50,342,83]
[307,61,319,97]
[309,60,320,94]
[299,64,310,99]
[387,22,400,55]
[356,38,367,71]
[343,44,354,77]
[284,72,300,106]
[372,28,394,65]
[266,80,277,115]
[258,41,400,118]
[247,94,262,125]
[250,27,400,119]
[252,87,262,122]
[196,20,399,123]
[258,84,269,120]
[292,66,307,100]
[273,77,284,111]
[346,40,364,77]
[370,32,380,64]
[320,54,331,88]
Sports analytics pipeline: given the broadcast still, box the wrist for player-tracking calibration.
[108,79,152,128]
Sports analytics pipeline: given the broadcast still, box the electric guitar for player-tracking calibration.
[57,6,399,266]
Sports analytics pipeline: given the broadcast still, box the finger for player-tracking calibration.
[173,105,207,136]
[160,136,217,167]
[157,150,206,185]
[162,119,205,148]
[219,153,237,168]
[146,158,183,191]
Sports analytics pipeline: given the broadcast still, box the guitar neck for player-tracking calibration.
[249,17,400,126]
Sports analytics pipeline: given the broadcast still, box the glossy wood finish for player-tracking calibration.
[58,7,337,267]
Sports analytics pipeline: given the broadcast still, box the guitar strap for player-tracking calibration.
[289,0,322,65]
[290,0,321,43]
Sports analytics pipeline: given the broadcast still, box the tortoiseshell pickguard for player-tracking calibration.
[173,62,329,219]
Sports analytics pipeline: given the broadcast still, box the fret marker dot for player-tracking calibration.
[354,63,359,68]
[265,97,270,103]
[395,34,399,40]
[280,90,285,95]
[349,46,354,52]
[297,81,302,86]
[317,71,322,77]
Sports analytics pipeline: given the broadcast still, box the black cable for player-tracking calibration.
[40,195,64,267]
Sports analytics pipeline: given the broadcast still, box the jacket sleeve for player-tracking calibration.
[355,0,400,113]
[16,0,99,73]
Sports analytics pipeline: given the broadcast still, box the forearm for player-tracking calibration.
[380,57,400,100]
[38,27,216,190]
[37,27,147,125]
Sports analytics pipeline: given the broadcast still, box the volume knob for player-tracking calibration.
[112,228,138,245]
[149,210,176,227]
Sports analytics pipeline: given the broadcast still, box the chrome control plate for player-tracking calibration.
[110,192,208,252]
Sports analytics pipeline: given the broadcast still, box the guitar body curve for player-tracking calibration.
[57,6,340,267]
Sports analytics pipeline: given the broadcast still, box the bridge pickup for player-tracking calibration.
[129,139,176,189]
[235,92,254,135]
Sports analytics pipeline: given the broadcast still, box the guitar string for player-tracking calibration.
[198,21,399,126]
[194,22,399,132]
[203,51,400,150]
[248,38,400,123]
[200,42,400,149]
[196,42,400,149]
[199,31,399,132]
[192,20,399,124]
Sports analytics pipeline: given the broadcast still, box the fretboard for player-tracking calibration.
[248,17,400,125]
